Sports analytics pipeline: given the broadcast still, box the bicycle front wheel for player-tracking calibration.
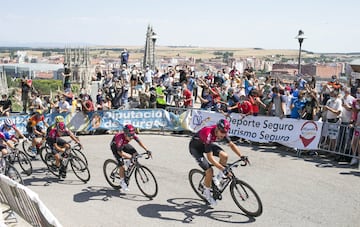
[71,148,88,166]
[40,146,52,165]
[22,139,36,159]
[17,151,33,176]
[70,156,90,183]
[44,153,60,178]
[6,165,24,185]
[188,169,207,202]
[135,165,158,198]
[103,159,121,189]
[230,179,263,217]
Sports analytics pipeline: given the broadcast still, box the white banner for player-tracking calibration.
[187,110,323,150]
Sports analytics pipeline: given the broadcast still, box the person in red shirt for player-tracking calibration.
[182,83,193,108]
[248,89,266,116]
[227,94,253,117]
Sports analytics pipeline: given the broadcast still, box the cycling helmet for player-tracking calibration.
[216,119,230,133]
[55,115,65,123]
[4,118,13,128]
[123,124,135,137]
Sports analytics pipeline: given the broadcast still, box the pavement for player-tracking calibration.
[1,134,360,227]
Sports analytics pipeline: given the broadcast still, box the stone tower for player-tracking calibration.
[64,47,91,89]
[143,25,158,70]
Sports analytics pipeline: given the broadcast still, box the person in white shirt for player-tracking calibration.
[144,66,154,92]
[58,97,70,113]
[323,90,342,151]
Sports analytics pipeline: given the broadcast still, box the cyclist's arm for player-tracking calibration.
[136,139,149,152]
[13,126,25,139]
[228,140,242,157]
[68,131,81,146]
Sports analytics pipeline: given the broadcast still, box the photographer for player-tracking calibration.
[63,63,71,90]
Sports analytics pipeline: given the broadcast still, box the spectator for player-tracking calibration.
[228,93,253,116]
[182,83,193,108]
[227,87,240,113]
[0,94,12,116]
[96,89,104,111]
[63,88,74,106]
[302,91,319,120]
[267,87,285,118]
[58,96,71,113]
[121,49,129,66]
[290,91,306,119]
[79,88,94,113]
[323,90,342,151]
[327,75,342,91]
[20,75,32,114]
[198,87,213,110]
[120,64,130,107]
[63,63,71,90]
[144,66,153,92]
[248,89,266,116]
[130,65,139,99]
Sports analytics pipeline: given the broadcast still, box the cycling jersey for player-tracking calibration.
[47,127,70,140]
[192,125,231,152]
[27,114,44,128]
[0,125,15,141]
[110,133,139,151]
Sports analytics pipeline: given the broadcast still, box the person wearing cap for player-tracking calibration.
[189,119,243,206]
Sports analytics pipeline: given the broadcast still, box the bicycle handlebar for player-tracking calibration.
[225,156,250,172]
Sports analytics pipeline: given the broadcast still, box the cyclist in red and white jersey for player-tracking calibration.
[189,119,243,205]
[110,124,152,191]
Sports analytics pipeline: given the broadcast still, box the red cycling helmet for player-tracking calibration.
[216,119,230,133]
[123,124,135,137]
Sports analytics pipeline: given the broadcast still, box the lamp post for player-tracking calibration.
[151,32,158,70]
[295,30,306,76]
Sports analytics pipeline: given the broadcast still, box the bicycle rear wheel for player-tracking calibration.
[17,151,33,176]
[6,165,24,185]
[40,146,52,164]
[135,165,158,198]
[70,156,90,183]
[230,179,263,217]
[188,169,207,202]
[103,159,121,189]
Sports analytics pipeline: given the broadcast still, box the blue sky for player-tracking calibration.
[1,0,359,53]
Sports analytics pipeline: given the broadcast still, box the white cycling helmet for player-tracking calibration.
[4,118,13,128]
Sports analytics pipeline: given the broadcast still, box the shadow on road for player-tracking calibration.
[137,197,255,224]
[73,186,150,203]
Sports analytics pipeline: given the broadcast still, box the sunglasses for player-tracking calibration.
[125,133,135,138]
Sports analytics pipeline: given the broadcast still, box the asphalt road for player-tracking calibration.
[11,133,360,227]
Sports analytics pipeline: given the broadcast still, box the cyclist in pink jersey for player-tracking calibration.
[189,119,243,205]
[110,124,152,191]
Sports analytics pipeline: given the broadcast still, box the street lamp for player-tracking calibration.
[151,32,158,70]
[295,30,306,76]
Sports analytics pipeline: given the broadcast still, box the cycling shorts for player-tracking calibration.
[110,143,137,166]
[189,139,223,171]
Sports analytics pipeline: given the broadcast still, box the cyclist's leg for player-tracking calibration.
[189,141,212,188]
[111,143,125,178]
[211,144,228,166]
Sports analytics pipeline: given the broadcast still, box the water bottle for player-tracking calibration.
[124,159,131,168]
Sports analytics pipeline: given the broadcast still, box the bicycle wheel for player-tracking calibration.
[230,179,263,217]
[188,169,207,202]
[135,165,158,198]
[40,146,52,164]
[5,165,24,185]
[70,156,90,183]
[16,151,33,176]
[103,159,121,189]
[71,149,88,166]
[44,153,60,177]
[22,139,36,159]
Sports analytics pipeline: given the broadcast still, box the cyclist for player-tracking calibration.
[26,110,49,154]
[46,121,82,178]
[0,130,15,157]
[110,124,152,191]
[189,119,243,205]
[0,118,25,144]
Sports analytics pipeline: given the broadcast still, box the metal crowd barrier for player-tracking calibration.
[318,121,359,159]
[0,174,62,227]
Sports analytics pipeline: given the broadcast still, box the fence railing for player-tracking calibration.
[0,174,62,227]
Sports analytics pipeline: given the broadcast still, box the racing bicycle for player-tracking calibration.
[103,152,158,198]
[189,156,263,217]
[0,153,23,184]
[44,145,90,183]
